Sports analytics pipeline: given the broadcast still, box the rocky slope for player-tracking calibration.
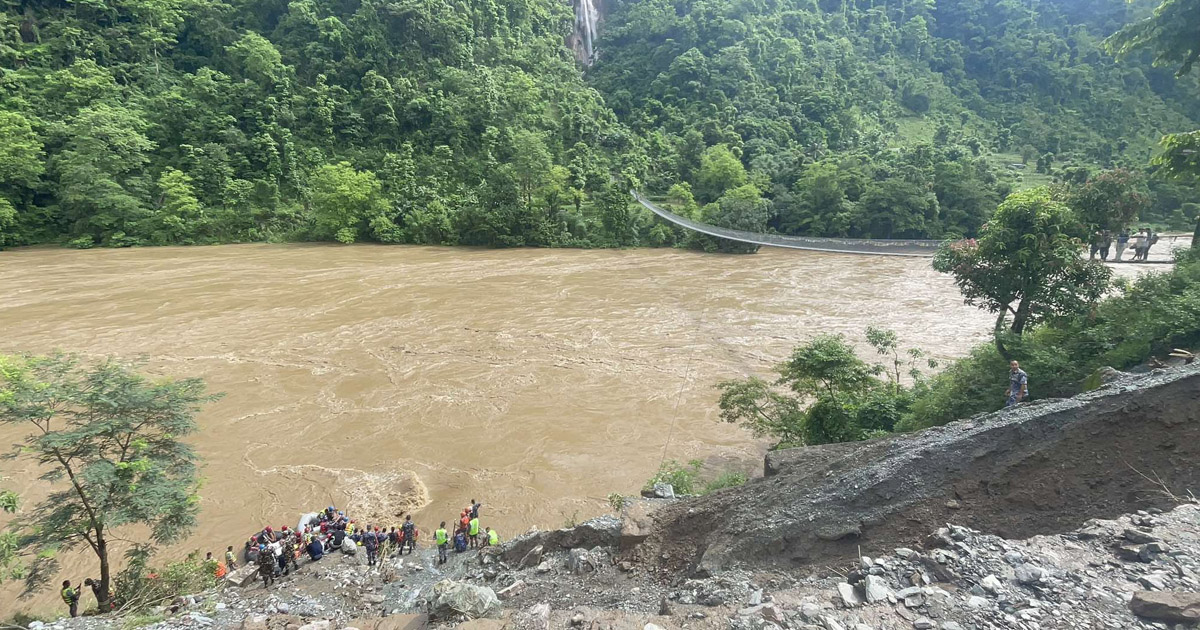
[633,363,1200,577]
[18,364,1200,630]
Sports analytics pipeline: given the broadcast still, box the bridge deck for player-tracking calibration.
[633,191,941,257]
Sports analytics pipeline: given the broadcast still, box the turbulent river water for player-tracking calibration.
[2,243,1010,607]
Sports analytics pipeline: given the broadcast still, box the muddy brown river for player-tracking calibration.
[2,243,1002,609]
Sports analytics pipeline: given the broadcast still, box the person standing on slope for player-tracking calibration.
[402,515,417,555]
[468,514,481,549]
[363,525,379,568]
[1006,360,1028,407]
[258,544,276,588]
[435,522,449,565]
[61,580,81,618]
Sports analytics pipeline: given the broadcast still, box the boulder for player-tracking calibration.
[345,618,429,630]
[1129,590,1200,623]
[620,501,657,551]
[836,583,862,608]
[501,516,620,566]
[343,541,358,556]
[297,621,331,630]
[979,574,1002,594]
[227,564,261,588]
[518,603,550,630]
[1122,527,1160,544]
[496,580,526,600]
[820,616,846,630]
[863,575,892,603]
[518,544,543,568]
[566,548,598,575]
[1013,564,1044,584]
[428,580,501,620]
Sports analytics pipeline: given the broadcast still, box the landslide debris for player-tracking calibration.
[635,364,1200,576]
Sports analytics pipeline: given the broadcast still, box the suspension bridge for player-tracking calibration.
[632,191,942,257]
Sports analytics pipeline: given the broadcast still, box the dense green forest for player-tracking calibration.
[0,0,1196,249]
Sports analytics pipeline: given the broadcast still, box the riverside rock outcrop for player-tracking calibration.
[635,364,1200,576]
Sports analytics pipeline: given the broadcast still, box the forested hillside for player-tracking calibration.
[592,0,1200,239]
[0,0,1196,249]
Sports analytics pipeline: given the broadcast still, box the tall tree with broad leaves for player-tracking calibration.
[0,354,220,610]
[933,188,1113,358]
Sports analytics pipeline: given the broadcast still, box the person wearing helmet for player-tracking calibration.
[257,544,276,587]
[280,535,298,576]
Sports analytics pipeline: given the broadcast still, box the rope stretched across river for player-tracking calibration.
[632,191,942,257]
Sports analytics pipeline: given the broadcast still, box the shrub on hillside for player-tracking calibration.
[902,248,1200,430]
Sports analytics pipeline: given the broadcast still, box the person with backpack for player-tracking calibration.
[454,530,468,553]
[61,580,81,617]
[401,515,417,555]
[257,545,276,588]
[280,536,299,576]
[435,522,449,564]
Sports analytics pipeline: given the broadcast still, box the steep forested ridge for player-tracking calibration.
[591,0,1200,239]
[0,0,1196,249]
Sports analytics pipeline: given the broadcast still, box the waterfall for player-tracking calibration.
[574,0,600,64]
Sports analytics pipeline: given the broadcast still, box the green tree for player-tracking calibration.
[309,162,388,243]
[225,32,285,85]
[695,144,747,203]
[54,105,156,245]
[777,334,878,397]
[1063,168,1151,233]
[0,111,44,192]
[509,129,553,208]
[148,168,205,244]
[716,377,806,445]
[0,198,17,248]
[933,188,1113,355]
[700,184,767,253]
[597,182,638,246]
[858,177,940,239]
[1105,0,1200,78]
[0,354,219,610]
[717,330,925,447]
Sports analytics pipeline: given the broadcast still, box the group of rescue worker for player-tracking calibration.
[235,500,498,586]
[58,498,502,615]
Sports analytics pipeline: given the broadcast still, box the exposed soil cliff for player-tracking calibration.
[632,364,1200,577]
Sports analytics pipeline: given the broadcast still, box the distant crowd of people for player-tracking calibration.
[1090,228,1161,262]
[202,499,498,589]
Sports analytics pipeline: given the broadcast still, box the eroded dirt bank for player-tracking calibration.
[633,364,1200,577]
